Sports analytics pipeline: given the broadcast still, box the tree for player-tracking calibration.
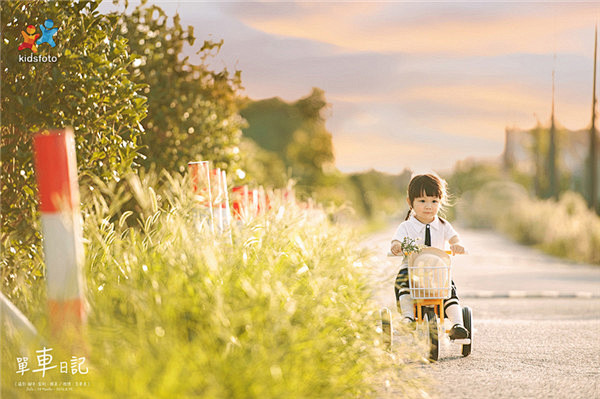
[1,0,147,300]
[115,1,245,175]
[240,88,334,187]
[237,138,288,188]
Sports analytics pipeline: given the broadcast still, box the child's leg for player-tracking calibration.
[394,268,414,320]
[443,280,463,325]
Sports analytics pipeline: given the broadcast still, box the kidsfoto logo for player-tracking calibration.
[18,19,59,63]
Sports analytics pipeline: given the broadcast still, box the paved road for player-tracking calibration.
[365,225,600,399]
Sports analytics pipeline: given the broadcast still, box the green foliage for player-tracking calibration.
[239,97,294,155]
[239,88,334,187]
[399,237,421,256]
[239,88,411,221]
[444,160,507,221]
[2,170,426,398]
[116,1,245,174]
[0,0,147,302]
[347,169,411,219]
[446,159,505,198]
[303,168,411,224]
[457,180,529,229]
[237,138,288,188]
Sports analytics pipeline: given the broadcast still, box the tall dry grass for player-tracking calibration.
[2,170,426,398]
[458,181,600,264]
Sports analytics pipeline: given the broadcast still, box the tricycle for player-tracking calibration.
[380,249,472,361]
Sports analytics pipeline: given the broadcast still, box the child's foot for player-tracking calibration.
[449,324,469,339]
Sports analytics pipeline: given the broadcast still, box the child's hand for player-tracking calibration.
[391,241,403,256]
[450,244,466,255]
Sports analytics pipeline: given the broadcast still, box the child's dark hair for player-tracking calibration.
[404,173,449,222]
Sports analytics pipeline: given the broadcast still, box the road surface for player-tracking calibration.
[364,225,600,399]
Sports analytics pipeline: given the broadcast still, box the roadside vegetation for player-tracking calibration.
[451,162,600,265]
[2,171,427,398]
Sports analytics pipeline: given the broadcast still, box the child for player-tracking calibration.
[390,173,469,339]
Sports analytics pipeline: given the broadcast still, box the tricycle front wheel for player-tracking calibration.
[380,307,393,350]
[424,309,439,361]
[461,306,472,357]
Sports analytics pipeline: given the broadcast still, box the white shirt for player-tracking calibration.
[391,215,458,251]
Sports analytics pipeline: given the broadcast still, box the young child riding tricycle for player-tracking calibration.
[381,173,472,361]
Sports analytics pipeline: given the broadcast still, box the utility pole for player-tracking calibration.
[548,63,558,199]
[590,25,598,213]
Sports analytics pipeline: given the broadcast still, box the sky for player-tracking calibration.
[99,1,600,174]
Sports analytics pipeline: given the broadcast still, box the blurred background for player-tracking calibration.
[104,0,600,260]
[2,0,599,292]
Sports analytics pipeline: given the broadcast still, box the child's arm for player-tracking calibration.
[449,235,465,255]
[390,223,409,255]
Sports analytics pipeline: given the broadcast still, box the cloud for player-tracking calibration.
[216,44,594,132]
[224,2,600,56]
[327,75,589,143]
[333,130,501,173]
[96,1,599,173]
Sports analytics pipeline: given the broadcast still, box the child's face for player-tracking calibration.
[407,194,440,223]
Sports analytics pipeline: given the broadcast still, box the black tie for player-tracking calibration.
[425,224,431,246]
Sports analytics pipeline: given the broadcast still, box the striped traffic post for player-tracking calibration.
[232,185,249,221]
[33,129,86,337]
[220,169,232,232]
[265,188,273,212]
[210,168,232,239]
[220,170,233,244]
[284,184,296,207]
[251,189,259,218]
[188,161,214,233]
[210,168,224,233]
[257,186,268,215]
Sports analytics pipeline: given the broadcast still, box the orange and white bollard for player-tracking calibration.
[33,129,86,337]
[210,168,224,232]
[220,169,232,232]
[256,186,267,215]
[284,185,296,207]
[232,185,250,221]
[251,189,259,218]
[210,168,233,236]
[188,161,214,233]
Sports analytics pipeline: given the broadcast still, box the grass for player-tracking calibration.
[2,170,428,398]
[458,181,600,265]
